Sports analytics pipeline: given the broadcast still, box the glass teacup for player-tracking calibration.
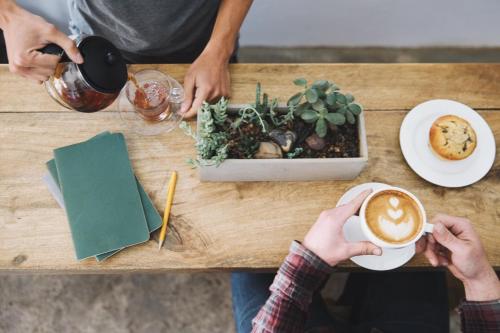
[119,69,184,136]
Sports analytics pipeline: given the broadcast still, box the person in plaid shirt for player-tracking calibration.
[232,189,500,333]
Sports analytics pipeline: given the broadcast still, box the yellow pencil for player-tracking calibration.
[158,171,178,250]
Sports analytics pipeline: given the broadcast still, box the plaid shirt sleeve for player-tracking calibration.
[459,299,500,333]
[251,241,334,333]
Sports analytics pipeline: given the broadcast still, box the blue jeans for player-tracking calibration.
[231,271,449,333]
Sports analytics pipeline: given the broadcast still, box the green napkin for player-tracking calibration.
[52,132,158,260]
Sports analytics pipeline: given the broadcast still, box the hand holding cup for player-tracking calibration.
[303,189,382,267]
[423,214,500,301]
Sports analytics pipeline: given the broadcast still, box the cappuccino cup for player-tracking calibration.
[356,186,433,248]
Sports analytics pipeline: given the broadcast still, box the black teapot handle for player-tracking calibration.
[38,44,70,62]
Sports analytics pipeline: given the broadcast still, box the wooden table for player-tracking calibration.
[0,64,498,273]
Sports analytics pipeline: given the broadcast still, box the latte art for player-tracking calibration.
[365,190,423,244]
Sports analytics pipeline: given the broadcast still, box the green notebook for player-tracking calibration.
[47,157,162,261]
[53,132,155,260]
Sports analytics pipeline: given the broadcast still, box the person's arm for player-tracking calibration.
[252,190,382,332]
[0,0,82,82]
[180,0,253,118]
[422,214,500,332]
[459,300,500,332]
[251,241,333,333]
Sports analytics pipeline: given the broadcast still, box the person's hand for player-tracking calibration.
[423,214,500,301]
[0,2,83,83]
[303,189,382,266]
[180,46,231,118]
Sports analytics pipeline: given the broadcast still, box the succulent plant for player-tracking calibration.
[286,147,304,159]
[179,103,229,167]
[231,83,294,132]
[287,78,363,137]
[180,79,361,167]
[211,97,228,126]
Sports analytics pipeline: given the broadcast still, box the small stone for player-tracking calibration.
[328,123,339,132]
[254,142,283,159]
[306,134,326,151]
[293,120,312,144]
[269,129,297,153]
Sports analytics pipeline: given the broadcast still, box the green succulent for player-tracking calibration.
[211,97,229,126]
[179,103,229,167]
[231,83,294,132]
[286,147,304,159]
[180,84,274,167]
[287,78,363,137]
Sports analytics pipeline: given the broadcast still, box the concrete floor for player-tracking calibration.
[2,47,496,333]
[0,271,464,333]
[0,273,234,333]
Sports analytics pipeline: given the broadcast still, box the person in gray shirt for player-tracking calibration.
[0,0,253,117]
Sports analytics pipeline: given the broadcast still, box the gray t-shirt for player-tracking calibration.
[68,0,221,63]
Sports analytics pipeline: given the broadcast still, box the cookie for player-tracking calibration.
[429,115,477,160]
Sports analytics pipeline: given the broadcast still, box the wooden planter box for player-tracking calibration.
[197,105,368,181]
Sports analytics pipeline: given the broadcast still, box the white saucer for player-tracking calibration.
[337,182,416,271]
[400,99,496,188]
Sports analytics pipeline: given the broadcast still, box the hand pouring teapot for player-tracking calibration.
[41,35,127,113]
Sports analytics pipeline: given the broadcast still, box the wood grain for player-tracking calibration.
[2,63,500,112]
[0,110,498,272]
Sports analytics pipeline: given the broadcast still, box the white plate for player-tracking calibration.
[337,182,416,271]
[400,99,496,188]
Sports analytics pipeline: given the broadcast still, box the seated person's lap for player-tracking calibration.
[231,271,449,333]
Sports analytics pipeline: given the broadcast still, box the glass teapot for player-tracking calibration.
[41,35,127,113]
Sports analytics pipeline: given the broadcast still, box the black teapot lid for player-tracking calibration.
[77,36,127,94]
